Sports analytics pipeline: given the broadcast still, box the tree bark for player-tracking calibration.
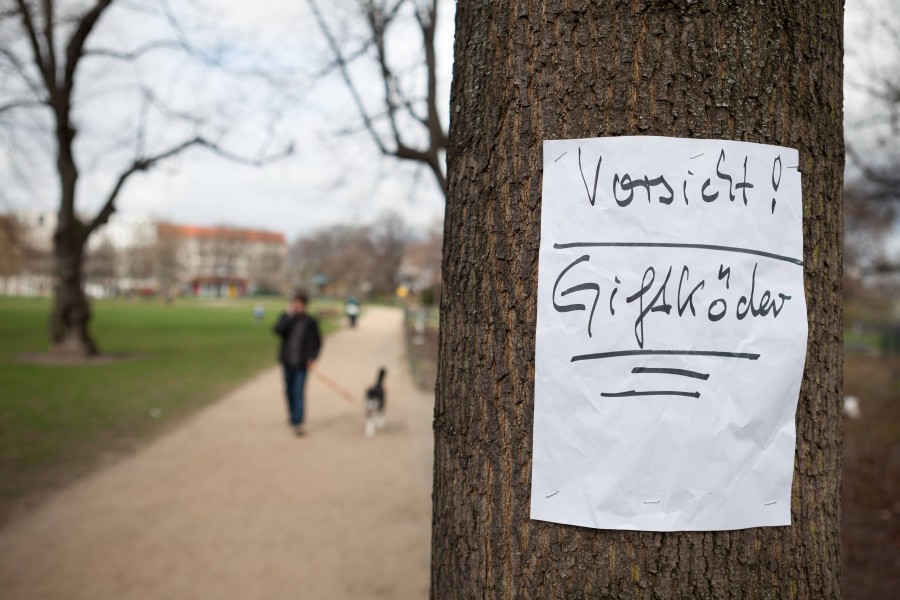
[432,1,843,598]
[50,84,98,357]
[51,221,97,356]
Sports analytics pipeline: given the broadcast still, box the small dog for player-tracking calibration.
[364,367,387,438]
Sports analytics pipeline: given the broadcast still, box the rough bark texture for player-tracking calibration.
[51,226,97,356]
[432,1,843,598]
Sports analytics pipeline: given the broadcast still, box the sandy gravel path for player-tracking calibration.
[0,306,433,599]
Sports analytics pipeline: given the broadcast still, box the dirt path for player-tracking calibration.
[0,306,434,599]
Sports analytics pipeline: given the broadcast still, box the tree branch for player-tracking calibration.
[88,136,293,234]
[306,0,391,155]
[366,0,407,147]
[309,38,376,80]
[847,143,900,195]
[416,0,447,150]
[307,0,447,196]
[0,7,21,20]
[0,47,47,100]
[0,99,49,116]
[83,39,186,61]
[14,0,55,94]
[41,0,57,87]
[64,0,114,94]
[88,137,204,234]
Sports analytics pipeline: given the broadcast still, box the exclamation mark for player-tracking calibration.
[771,155,782,214]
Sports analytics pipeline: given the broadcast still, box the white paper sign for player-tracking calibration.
[531,136,807,532]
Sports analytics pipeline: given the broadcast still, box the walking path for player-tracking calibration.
[0,306,434,599]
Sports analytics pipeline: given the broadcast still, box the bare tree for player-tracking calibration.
[291,213,409,297]
[292,224,377,296]
[370,209,409,293]
[844,181,897,276]
[152,225,183,299]
[846,0,900,195]
[0,0,290,356]
[249,245,286,294]
[844,0,900,276]
[306,0,448,196]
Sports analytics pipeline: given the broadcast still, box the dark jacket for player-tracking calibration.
[274,312,322,369]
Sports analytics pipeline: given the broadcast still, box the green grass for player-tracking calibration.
[0,296,337,515]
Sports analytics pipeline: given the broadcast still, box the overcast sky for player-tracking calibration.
[0,0,454,240]
[0,0,893,244]
[109,0,458,240]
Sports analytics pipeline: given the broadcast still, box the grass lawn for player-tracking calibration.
[0,296,337,522]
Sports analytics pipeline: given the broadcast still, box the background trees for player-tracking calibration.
[844,0,900,282]
[289,210,412,298]
[432,1,843,597]
[305,0,449,196]
[0,0,289,356]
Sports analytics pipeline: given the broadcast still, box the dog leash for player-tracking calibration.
[313,370,359,405]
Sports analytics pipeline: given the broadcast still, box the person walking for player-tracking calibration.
[345,297,360,328]
[274,291,322,435]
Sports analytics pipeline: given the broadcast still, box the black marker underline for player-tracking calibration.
[572,349,760,361]
[632,367,710,380]
[553,242,803,266]
[601,390,701,398]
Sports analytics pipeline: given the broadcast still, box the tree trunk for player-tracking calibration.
[51,223,98,357]
[432,1,842,598]
[49,89,98,357]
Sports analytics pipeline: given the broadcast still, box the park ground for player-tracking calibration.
[0,297,897,597]
[0,296,342,523]
[0,303,433,599]
[843,353,900,599]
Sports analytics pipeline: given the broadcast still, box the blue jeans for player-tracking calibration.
[283,366,308,425]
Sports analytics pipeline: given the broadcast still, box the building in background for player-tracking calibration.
[0,210,57,297]
[158,224,287,298]
[0,211,287,299]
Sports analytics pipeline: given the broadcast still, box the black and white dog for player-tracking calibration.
[364,367,387,438]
